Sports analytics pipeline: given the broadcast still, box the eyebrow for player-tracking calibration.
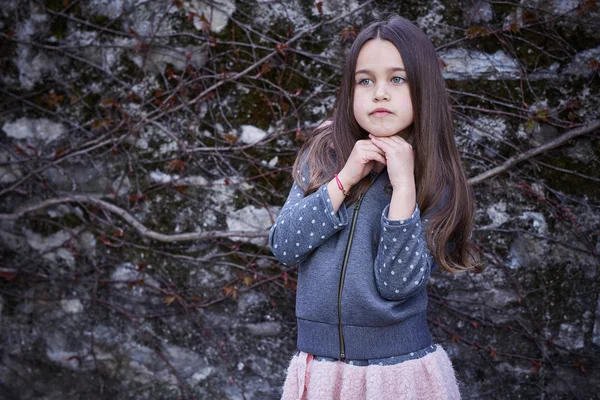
[354,67,406,75]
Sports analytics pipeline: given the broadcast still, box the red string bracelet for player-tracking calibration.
[334,174,349,196]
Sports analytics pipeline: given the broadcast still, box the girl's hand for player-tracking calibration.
[369,134,415,189]
[337,139,387,188]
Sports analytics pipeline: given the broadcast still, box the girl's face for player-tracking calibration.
[353,39,414,138]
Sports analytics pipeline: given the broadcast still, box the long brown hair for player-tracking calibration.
[292,15,481,274]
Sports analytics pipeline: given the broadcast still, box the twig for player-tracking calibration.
[469,121,600,185]
[0,195,270,242]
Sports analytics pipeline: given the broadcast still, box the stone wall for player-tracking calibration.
[0,0,599,398]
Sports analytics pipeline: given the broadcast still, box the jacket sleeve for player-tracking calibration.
[373,203,434,301]
[268,172,349,265]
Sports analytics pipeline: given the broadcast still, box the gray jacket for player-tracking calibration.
[269,167,437,360]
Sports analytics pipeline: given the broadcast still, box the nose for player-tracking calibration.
[374,83,390,102]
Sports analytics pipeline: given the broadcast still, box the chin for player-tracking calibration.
[369,129,398,137]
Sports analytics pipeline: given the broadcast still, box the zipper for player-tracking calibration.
[337,171,381,360]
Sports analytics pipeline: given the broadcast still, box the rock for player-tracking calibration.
[2,118,66,145]
[237,291,269,314]
[468,1,494,23]
[23,228,76,266]
[163,344,213,386]
[13,6,58,89]
[0,228,27,253]
[111,263,160,295]
[226,205,279,245]
[44,330,84,370]
[439,49,519,80]
[0,150,23,183]
[508,234,547,269]
[83,0,127,20]
[531,122,559,146]
[593,297,600,347]
[60,299,84,314]
[519,212,548,234]
[556,323,585,350]
[417,0,450,41]
[189,0,236,33]
[46,348,82,370]
[482,201,509,229]
[150,170,180,184]
[238,125,267,145]
[141,45,208,74]
[460,116,507,143]
[564,46,600,77]
[565,138,598,164]
[245,322,281,336]
[551,0,580,14]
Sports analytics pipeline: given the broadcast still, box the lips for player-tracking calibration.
[370,108,393,115]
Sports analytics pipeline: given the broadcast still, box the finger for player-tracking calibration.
[369,136,395,153]
[388,135,412,149]
[363,150,387,165]
[371,134,406,145]
[360,141,386,155]
[371,135,412,152]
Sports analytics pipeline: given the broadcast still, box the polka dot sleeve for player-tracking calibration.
[373,203,434,301]
[268,174,349,265]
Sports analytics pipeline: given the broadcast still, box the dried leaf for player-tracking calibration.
[339,25,358,41]
[224,286,237,299]
[14,146,27,156]
[316,1,323,16]
[167,159,186,172]
[530,361,542,375]
[91,118,111,130]
[98,235,112,246]
[164,295,176,306]
[129,193,145,202]
[574,361,586,373]
[258,63,272,77]
[276,43,288,55]
[524,119,536,133]
[466,26,489,39]
[0,271,17,281]
[41,92,65,107]
[535,108,549,121]
[523,10,537,23]
[243,276,253,287]
[223,133,238,144]
[54,147,68,159]
[101,97,118,107]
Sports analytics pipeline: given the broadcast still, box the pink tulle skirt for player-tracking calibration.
[281,344,461,400]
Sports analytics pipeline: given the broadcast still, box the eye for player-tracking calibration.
[391,76,405,84]
[357,78,373,85]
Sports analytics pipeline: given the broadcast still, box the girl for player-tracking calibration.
[269,14,480,400]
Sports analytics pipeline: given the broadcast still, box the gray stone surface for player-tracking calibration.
[0,0,598,399]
